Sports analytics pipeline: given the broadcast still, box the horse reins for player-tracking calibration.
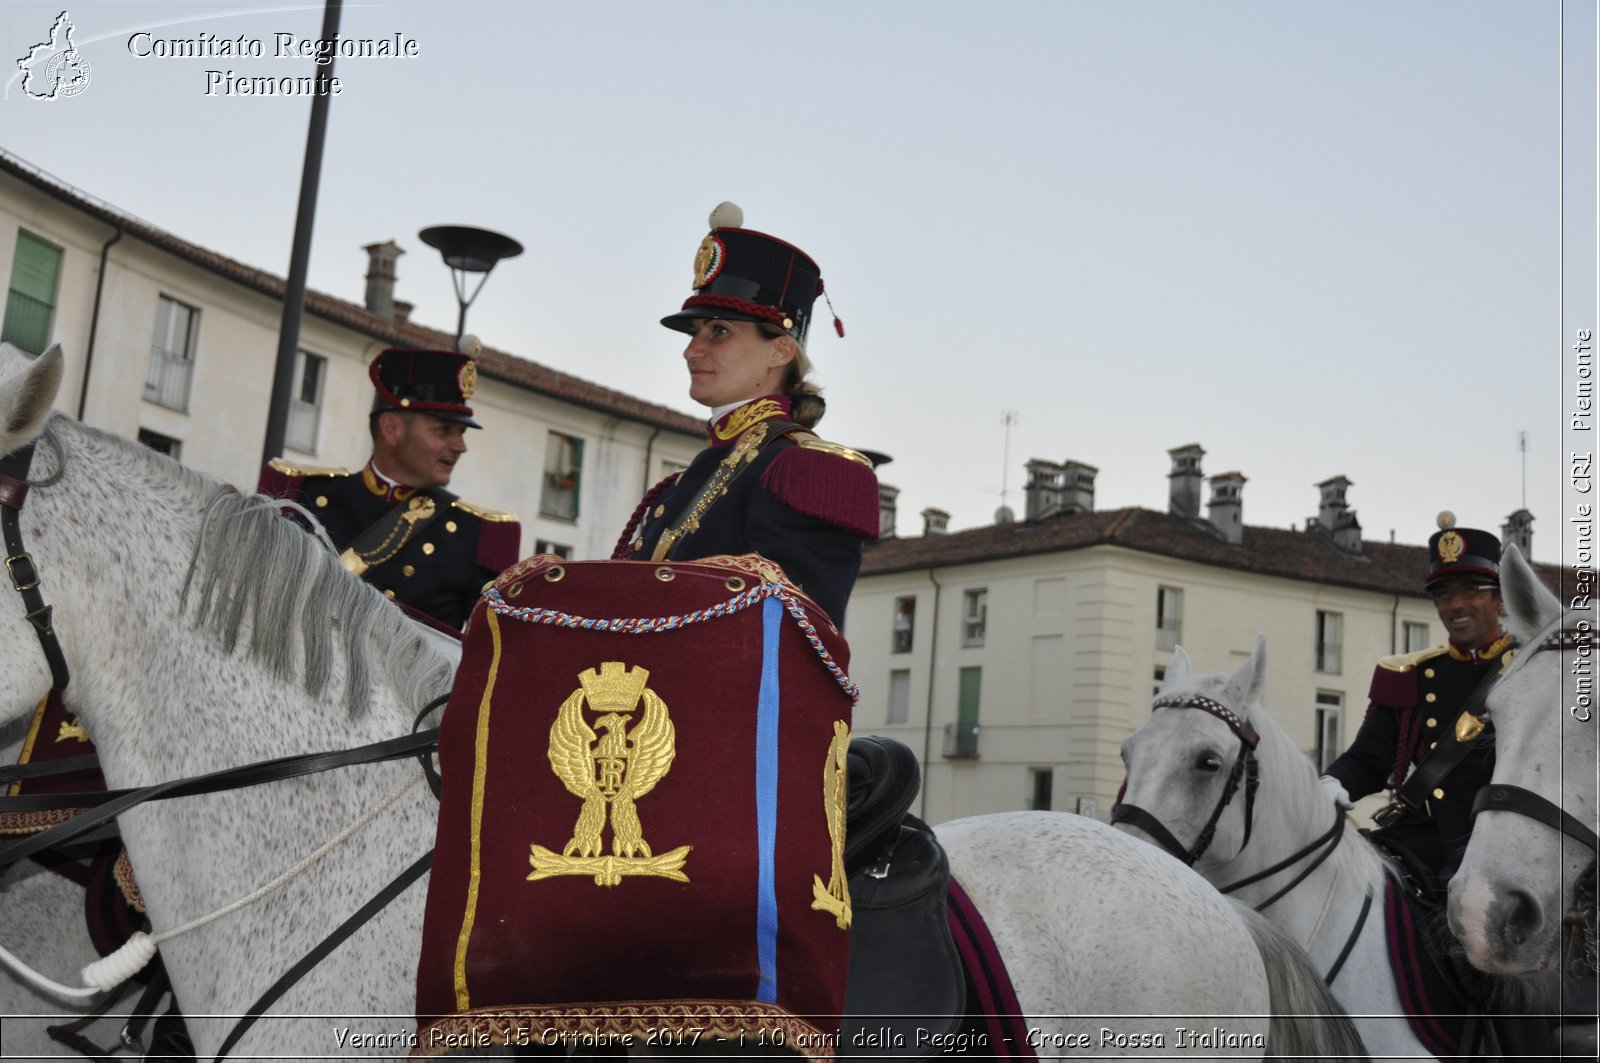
[1111,693,1261,866]
[0,441,70,695]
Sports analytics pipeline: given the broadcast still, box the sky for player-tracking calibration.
[2,1,1592,565]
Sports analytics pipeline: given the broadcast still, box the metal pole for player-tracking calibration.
[262,0,343,467]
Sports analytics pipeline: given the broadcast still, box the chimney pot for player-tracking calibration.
[1207,471,1247,546]
[878,483,900,539]
[921,507,951,536]
[363,240,405,320]
[1501,508,1534,557]
[1168,444,1205,519]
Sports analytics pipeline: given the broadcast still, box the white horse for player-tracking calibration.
[1115,636,1554,1061]
[0,344,1366,1060]
[1449,545,1598,979]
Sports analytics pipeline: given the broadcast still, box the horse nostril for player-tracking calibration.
[1497,888,1543,947]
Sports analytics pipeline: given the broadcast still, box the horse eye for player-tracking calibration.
[1197,753,1224,773]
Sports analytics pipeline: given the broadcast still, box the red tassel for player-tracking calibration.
[822,288,845,338]
[759,445,880,540]
[475,517,523,574]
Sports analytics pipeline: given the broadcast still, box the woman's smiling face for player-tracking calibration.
[681,318,793,409]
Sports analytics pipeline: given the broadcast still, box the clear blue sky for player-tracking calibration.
[3,1,1586,562]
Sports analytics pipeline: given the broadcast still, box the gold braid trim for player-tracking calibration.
[412,1000,833,1060]
[0,807,89,835]
[114,848,146,913]
[651,423,768,562]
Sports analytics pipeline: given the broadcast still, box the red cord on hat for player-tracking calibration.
[820,282,845,338]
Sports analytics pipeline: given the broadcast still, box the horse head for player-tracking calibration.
[1448,544,1597,976]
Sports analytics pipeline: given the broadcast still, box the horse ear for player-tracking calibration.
[1500,544,1561,639]
[1162,646,1192,691]
[1224,634,1269,711]
[0,344,62,456]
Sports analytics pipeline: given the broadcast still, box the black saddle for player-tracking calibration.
[841,737,966,1060]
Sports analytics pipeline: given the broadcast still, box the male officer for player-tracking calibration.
[260,346,520,630]
[1320,512,1512,882]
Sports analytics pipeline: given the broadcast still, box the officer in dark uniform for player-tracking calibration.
[1320,513,1512,881]
[612,203,879,626]
[260,347,521,631]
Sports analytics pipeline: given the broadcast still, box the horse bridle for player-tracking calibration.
[1462,617,1600,975]
[1111,693,1262,867]
[0,441,71,695]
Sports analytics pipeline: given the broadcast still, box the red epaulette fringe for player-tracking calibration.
[476,518,523,573]
[256,463,300,499]
[759,445,880,540]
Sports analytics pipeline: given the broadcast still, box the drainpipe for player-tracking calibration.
[78,224,123,420]
[1390,594,1401,654]
[917,567,943,820]
[640,424,661,488]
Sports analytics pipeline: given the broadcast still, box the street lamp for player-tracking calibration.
[418,225,524,345]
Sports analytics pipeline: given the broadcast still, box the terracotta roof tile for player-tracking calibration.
[0,152,702,437]
[864,507,1570,599]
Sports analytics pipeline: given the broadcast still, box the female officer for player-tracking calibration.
[614,204,879,626]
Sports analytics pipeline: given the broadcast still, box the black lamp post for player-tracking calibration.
[418,225,524,346]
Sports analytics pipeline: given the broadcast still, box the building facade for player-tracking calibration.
[853,448,1542,827]
[0,150,703,561]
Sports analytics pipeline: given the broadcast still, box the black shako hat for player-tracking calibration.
[368,347,482,428]
[1426,511,1502,588]
[660,202,842,345]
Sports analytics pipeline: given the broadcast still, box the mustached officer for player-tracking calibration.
[260,344,520,630]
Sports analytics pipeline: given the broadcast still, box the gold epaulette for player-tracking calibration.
[450,498,519,523]
[1377,645,1450,673]
[268,457,349,478]
[786,431,873,468]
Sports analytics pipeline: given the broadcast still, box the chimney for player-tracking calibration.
[1311,475,1363,553]
[878,483,900,539]
[1168,444,1205,519]
[1501,508,1534,557]
[1025,459,1063,520]
[363,240,405,320]
[921,507,950,536]
[1207,471,1247,546]
[1061,460,1097,514]
[393,299,414,325]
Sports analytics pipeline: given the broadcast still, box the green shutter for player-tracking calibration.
[2,232,62,355]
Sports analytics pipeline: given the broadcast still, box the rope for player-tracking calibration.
[482,575,860,702]
[0,770,424,998]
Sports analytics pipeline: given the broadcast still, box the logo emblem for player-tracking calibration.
[457,359,477,400]
[810,720,852,929]
[692,235,726,289]
[1436,530,1465,565]
[529,662,692,887]
[17,12,91,101]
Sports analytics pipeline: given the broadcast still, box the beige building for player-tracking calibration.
[0,149,703,560]
[852,448,1541,827]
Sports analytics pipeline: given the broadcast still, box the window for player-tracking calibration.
[284,351,326,453]
[1156,586,1183,651]
[943,666,981,758]
[892,596,916,654]
[137,428,181,460]
[658,457,687,481]
[887,669,910,724]
[534,539,572,559]
[962,588,987,647]
[1153,664,1166,698]
[540,432,584,520]
[1316,610,1343,674]
[1314,691,1343,771]
[1403,621,1430,653]
[144,295,199,411]
[1029,767,1053,811]
[3,231,61,354]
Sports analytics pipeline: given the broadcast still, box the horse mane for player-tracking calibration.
[41,416,455,718]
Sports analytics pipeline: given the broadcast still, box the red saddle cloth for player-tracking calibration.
[3,690,106,833]
[415,554,857,1058]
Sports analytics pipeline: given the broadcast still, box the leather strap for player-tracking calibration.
[338,493,441,577]
[0,442,71,693]
[1472,783,1600,853]
[1389,661,1503,818]
[651,419,800,561]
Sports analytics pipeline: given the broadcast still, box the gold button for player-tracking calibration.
[400,398,410,407]
[383,589,395,599]
[1424,668,1435,678]
[403,565,415,577]
[316,496,328,507]
[1426,717,1437,728]
[1430,741,1438,749]
[446,521,458,533]
[422,543,435,555]
[632,537,643,551]
[1425,693,1437,703]
[654,505,665,518]
[1432,787,1445,800]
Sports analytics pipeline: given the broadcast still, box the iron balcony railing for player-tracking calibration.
[143,344,193,411]
[943,721,980,759]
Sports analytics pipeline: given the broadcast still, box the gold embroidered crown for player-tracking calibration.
[578,662,650,713]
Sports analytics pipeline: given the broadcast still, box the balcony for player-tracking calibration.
[942,721,980,759]
[143,344,193,412]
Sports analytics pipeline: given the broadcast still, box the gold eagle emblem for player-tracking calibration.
[528,662,691,887]
[1436,530,1465,564]
[810,720,852,928]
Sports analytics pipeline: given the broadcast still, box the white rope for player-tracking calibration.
[1301,840,1342,953]
[0,769,425,998]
